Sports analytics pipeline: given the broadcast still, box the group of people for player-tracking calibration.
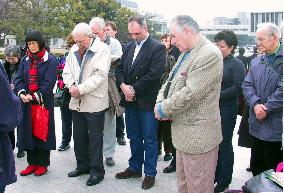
[0,13,282,193]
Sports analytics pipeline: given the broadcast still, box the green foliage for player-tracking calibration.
[0,0,137,45]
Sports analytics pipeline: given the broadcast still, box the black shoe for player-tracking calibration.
[163,165,176,173]
[17,151,25,158]
[164,153,172,161]
[58,143,70,151]
[106,157,115,167]
[68,169,89,177]
[86,175,104,186]
[214,183,229,193]
[117,136,126,145]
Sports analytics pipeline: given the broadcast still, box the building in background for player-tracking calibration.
[116,0,138,11]
[249,11,283,34]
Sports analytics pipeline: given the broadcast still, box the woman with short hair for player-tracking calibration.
[14,30,58,176]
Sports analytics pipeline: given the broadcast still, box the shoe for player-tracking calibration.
[20,165,37,176]
[117,136,126,145]
[106,157,115,167]
[86,175,104,186]
[142,176,155,190]
[115,168,142,179]
[164,153,172,161]
[163,165,176,173]
[17,151,25,158]
[58,143,70,151]
[34,166,48,176]
[246,167,252,172]
[68,169,89,177]
[214,183,229,193]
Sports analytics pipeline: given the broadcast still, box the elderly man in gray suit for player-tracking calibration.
[154,15,223,193]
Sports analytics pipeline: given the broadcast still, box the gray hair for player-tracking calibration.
[256,22,281,38]
[4,45,20,57]
[171,15,200,34]
[89,17,106,31]
[72,23,92,37]
[128,16,147,28]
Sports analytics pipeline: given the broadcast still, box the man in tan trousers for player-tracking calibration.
[154,15,223,193]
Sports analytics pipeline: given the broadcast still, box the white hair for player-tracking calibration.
[256,22,281,38]
[72,23,92,37]
[171,15,200,34]
[89,17,106,31]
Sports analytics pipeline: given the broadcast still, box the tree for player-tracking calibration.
[0,0,137,46]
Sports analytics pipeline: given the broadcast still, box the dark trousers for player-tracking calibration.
[60,106,72,145]
[215,105,237,185]
[72,110,105,177]
[251,136,283,176]
[157,120,173,154]
[116,115,125,138]
[27,148,50,167]
[125,104,158,177]
[8,130,15,150]
[170,148,176,167]
[0,184,5,193]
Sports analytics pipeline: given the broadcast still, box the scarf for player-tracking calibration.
[27,48,46,93]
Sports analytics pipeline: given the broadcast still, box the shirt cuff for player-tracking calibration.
[157,103,166,118]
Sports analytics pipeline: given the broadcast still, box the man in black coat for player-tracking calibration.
[115,16,166,190]
[0,64,22,192]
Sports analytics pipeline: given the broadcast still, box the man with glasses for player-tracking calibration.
[63,23,111,186]
[243,22,283,177]
[115,16,166,190]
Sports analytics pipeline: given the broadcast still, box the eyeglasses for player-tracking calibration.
[129,32,141,36]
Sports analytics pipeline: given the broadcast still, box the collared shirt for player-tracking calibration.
[132,33,149,65]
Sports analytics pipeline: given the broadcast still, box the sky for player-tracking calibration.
[134,0,283,25]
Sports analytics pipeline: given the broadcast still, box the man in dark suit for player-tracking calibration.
[115,16,166,190]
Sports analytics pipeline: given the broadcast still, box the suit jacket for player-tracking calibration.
[115,36,166,110]
[156,36,223,154]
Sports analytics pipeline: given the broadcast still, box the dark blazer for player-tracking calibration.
[115,36,166,110]
[14,53,58,150]
[0,64,21,186]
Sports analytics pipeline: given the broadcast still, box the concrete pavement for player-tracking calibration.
[5,107,252,193]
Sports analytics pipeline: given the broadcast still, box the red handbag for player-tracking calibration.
[31,104,49,142]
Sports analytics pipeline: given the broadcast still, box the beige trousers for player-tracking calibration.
[176,146,219,193]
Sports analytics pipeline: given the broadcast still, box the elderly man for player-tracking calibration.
[115,16,166,190]
[242,22,283,177]
[154,15,223,193]
[89,17,123,167]
[63,23,111,186]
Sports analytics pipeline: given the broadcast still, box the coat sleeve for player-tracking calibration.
[77,47,111,95]
[62,53,76,88]
[220,60,246,100]
[14,58,27,96]
[264,77,283,113]
[160,51,223,116]
[242,66,261,108]
[0,65,22,134]
[132,44,166,94]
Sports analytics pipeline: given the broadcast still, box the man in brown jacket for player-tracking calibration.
[154,15,223,193]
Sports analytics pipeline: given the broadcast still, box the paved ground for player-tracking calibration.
[6,108,252,193]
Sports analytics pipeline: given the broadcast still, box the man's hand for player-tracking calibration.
[254,104,267,121]
[120,83,135,101]
[69,85,81,99]
[154,103,170,121]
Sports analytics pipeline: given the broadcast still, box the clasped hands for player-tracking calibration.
[69,85,81,99]
[20,94,33,103]
[253,104,267,121]
[120,83,135,102]
[154,103,170,121]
